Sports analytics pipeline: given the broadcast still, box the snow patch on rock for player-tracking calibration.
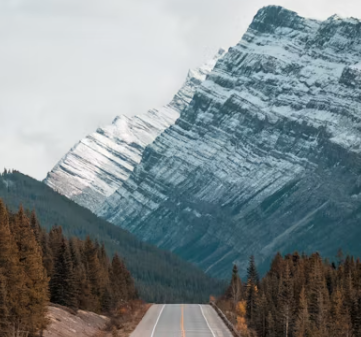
[44,50,225,213]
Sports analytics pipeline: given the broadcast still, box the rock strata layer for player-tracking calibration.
[99,7,361,277]
[45,50,225,213]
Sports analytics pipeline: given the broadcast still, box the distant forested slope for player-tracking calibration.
[0,170,225,303]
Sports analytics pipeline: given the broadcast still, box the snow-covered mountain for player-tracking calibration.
[97,6,361,277]
[44,49,225,213]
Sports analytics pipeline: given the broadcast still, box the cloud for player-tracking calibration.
[0,0,360,179]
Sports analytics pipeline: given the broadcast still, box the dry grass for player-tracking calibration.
[102,300,151,337]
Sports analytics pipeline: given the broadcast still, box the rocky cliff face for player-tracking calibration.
[99,6,361,277]
[44,50,225,213]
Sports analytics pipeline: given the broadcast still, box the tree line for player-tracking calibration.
[219,252,361,337]
[0,170,226,303]
[0,199,137,337]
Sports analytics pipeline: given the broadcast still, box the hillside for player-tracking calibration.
[93,6,361,277]
[0,170,225,303]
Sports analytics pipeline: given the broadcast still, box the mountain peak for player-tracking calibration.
[97,8,361,278]
[326,13,361,24]
[250,6,306,33]
[47,7,361,278]
[44,50,224,213]
[311,11,361,53]
[112,115,129,125]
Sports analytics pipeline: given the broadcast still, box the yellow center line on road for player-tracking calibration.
[181,304,186,337]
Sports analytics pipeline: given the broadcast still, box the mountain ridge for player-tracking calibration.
[45,6,361,278]
[44,49,225,213]
[98,6,361,277]
[0,170,225,302]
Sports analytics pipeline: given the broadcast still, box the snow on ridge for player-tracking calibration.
[96,7,361,278]
[44,49,225,213]
[326,13,361,24]
[351,62,361,70]
[45,5,361,278]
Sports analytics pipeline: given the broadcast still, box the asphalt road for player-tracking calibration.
[130,304,234,337]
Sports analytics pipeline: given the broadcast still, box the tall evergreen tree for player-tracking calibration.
[124,266,138,301]
[307,254,329,336]
[226,264,243,308]
[266,311,276,337]
[246,255,259,324]
[278,261,294,337]
[254,291,268,337]
[294,287,309,337]
[110,254,128,306]
[30,210,41,244]
[0,200,22,334]
[330,286,353,337]
[50,237,77,309]
[83,236,102,312]
[0,274,9,335]
[12,206,49,335]
[48,226,63,265]
[98,244,112,312]
[40,228,53,277]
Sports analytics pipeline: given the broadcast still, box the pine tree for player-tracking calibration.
[50,237,77,309]
[40,228,53,277]
[278,261,294,337]
[294,287,309,337]
[98,243,112,312]
[270,252,284,278]
[351,261,361,336]
[226,264,243,308]
[69,237,84,308]
[12,206,49,335]
[337,249,345,267]
[110,254,128,307]
[266,311,276,337]
[83,236,102,312]
[48,226,64,268]
[124,267,137,301]
[330,286,353,337]
[248,255,260,286]
[246,255,259,325]
[0,203,14,328]
[0,273,9,335]
[307,254,329,337]
[254,290,268,337]
[30,210,41,244]
[0,201,24,335]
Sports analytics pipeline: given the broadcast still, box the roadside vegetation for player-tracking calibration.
[0,200,137,336]
[0,170,225,303]
[219,252,361,337]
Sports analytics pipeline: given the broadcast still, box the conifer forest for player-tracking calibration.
[2,1,361,336]
[220,253,361,337]
[0,199,137,336]
[0,171,225,304]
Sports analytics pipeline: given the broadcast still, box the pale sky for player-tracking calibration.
[1,0,360,180]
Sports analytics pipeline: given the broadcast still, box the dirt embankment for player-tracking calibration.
[43,302,151,337]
